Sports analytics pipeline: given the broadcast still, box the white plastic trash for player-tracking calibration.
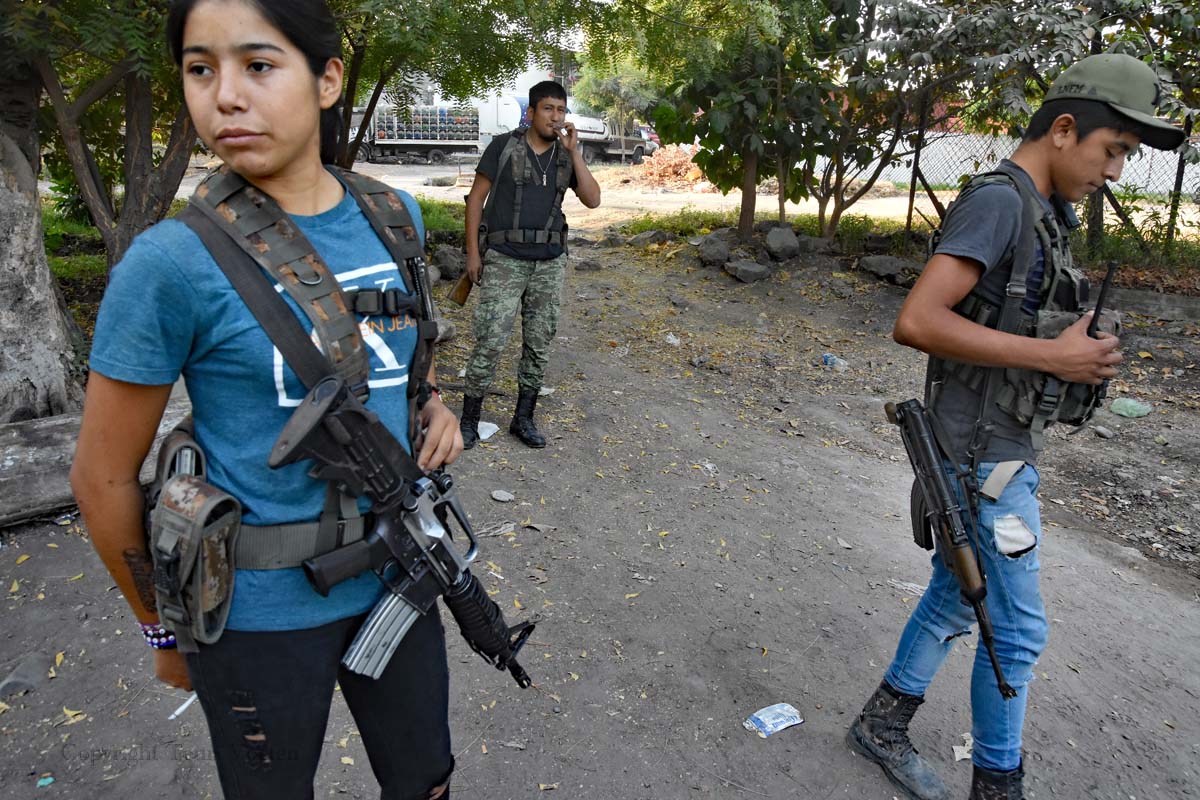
[477,421,499,441]
[742,703,804,738]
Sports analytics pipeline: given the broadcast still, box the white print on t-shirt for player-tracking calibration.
[272,261,413,407]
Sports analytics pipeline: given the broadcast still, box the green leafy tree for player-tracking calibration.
[650,1,830,239]
[574,56,664,142]
[4,0,196,268]
[333,0,621,167]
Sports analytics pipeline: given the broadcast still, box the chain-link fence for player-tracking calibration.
[873,119,1200,261]
[859,113,1195,263]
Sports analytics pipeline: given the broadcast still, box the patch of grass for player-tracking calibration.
[832,214,917,254]
[892,181,961,193]
[49,254,108,281]
[42,203,102,256]
[415,195,464,233]
[621,207,741,236]
[620,207,923,254]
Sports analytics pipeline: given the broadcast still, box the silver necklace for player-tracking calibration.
[530,141,556,186]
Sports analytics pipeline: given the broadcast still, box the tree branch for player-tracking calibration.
[70,58,137,121]
[32,54,116,232]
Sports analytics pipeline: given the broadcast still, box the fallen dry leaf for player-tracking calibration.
[16,554,30,565]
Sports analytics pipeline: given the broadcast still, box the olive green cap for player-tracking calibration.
[1045,53,1185,151]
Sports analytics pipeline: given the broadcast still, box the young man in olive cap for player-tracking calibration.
[846,54,1184,800]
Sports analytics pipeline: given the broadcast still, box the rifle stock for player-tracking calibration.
[448,273,472,306]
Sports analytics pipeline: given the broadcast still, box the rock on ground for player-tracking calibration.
[798,234,838,254]
[434,317,456,344]
[858,255,924,286]
[765,227,801,261]
[594,233,628,248]
[0,652,48,697]
[697,234,731,267]
[724,259,771,283]
[628,230,675,247]
[432,244,465,280]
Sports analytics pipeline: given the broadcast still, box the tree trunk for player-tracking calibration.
[1164,116,1193,254]
[737,147,758,241]
[110,78,195,268]
[337,42,367,168]
[824,200,845,238]
[776,148,787,224]
[0,128,85,421]
[36,57,194,268]
[343,65,397,169]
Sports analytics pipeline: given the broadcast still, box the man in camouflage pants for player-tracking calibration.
[460,81,600,448]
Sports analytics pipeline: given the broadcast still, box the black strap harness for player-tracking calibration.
[479,129,573,252]
[178,166,436,559]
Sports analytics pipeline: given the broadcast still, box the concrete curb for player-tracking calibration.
[1107,287,1200,322]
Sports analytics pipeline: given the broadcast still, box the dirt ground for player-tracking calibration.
[3,171,1199,799]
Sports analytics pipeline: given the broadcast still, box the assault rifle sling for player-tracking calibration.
[180,169,535,685]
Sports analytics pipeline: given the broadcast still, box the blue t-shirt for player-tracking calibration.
[90,182,424,631]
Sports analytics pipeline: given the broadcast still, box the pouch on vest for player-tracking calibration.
[993,308,1121,428]
[149,474,241,652]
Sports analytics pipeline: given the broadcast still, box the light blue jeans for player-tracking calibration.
[884,462,1047,772]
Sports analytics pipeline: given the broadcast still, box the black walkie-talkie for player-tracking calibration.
[1087,259,1118,338]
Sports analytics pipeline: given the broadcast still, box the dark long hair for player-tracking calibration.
[166,0,344,164]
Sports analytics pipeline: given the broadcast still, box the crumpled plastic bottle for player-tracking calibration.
[821,353,849,372]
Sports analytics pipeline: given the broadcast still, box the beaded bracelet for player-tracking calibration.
[140,622,177,650]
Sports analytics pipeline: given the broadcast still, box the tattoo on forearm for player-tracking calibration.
[122,548,158,612]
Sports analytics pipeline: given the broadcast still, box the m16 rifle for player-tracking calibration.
[886,399,1018,700]
[269,375,535,686]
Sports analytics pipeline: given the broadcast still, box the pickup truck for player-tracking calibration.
[567,114,649,165]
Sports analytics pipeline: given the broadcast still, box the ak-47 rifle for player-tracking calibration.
[886,399,1018,700]
[269,376,535,686]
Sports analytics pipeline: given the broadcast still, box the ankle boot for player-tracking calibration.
[846,681,949,800]
[509,388,546,448]
[969,762,1024,800]
[459,395,483,450]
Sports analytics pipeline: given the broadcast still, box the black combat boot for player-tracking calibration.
[459,395,483,450]
[509,389,546,448]
[846,681,949,800]
[968,762,1024,800]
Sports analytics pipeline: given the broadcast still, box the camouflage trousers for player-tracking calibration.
[464,250,567,396]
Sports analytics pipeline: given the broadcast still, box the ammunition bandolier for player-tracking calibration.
[926,163,1119,453]
[479,129,574,252]
[146,166,437,649]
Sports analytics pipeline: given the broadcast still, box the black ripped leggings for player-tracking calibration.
[185,609,453,800]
